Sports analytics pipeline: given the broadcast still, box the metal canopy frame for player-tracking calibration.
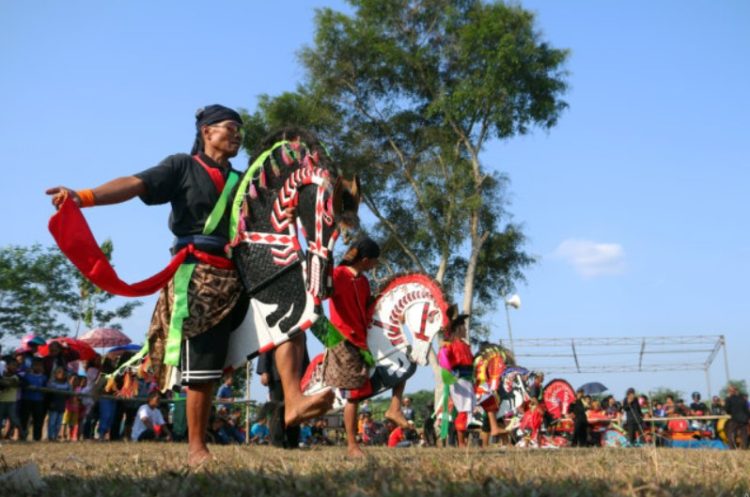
[506,335,730,397]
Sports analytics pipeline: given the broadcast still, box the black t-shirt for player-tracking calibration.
[134,152,240,240]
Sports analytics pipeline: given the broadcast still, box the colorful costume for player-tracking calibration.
[438,338,475,435]
[49,150,248,388]
[321,265,374,399]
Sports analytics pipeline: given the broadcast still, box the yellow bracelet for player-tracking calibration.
[76,189,96,208]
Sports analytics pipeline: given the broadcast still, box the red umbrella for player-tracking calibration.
[79,327,132,348]
[38,337,98,361]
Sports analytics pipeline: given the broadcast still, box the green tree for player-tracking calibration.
[0,243,140,342]
[243,0,567,338]
[720,379,747,398]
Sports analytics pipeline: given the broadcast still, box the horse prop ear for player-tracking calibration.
[332,175,361,231]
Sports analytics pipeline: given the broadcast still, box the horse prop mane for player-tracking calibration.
[224,130,360,370]
[301,272,450,404]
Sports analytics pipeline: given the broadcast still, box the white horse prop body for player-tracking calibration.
[302,273,450,404]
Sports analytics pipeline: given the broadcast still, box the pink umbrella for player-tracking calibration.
[79,328,132,348]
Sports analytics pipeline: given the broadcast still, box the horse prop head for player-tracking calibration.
[224,129,360,367]
[366,273,450,389]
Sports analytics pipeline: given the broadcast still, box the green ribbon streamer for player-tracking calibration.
[203,171,239,236]
[440,368,457,440]
[164,263,196,366]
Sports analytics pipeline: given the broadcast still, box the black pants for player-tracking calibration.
[19,399,46,441]
[626,421,641,445]
[573,422,588,447]
[726,420,749,449]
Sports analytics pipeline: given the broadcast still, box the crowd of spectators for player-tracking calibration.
[0,338,747,450]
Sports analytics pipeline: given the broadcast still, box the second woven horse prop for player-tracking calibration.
[301,273,450,406]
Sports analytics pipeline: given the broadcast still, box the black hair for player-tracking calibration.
[340,236,380,266]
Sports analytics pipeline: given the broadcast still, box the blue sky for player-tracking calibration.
[1,1,747,401]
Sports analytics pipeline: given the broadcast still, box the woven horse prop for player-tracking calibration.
[224,130,360,369]
[301,273,450,405]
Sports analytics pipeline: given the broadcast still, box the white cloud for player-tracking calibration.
[552,239,625,278]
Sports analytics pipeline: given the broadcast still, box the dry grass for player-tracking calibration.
[1,443,748,497]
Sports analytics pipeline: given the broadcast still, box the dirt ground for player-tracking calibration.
[1,442,748,497]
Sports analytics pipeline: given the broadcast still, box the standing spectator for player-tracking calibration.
[623,388,644,445]
[527,372,545,401]
[47,367,71,441]
[96,357,118,440]
[216,374,234,410]
[690,392,708,414]
[80,356,102,439]
[132,391,171,442]
[63,375,84,441]
[0,359,21,439]
[725,385,749,449]
[19,357,47,441]
[401,397,415,422]
[570,388,588,447]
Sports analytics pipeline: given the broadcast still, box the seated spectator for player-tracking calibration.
[249,415,270,445]
[604,396,621,419]
[663,395,675,416]
[689,392,707,414]
[0,359,21,439]
[710,396,725,415]
[132,391,171,442]
[299,420,312,447]
[310,418,333,445]
[388,420,414,448]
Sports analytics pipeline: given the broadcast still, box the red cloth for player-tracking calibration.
[520,408,543,439]
[387,426,404,447]
[48,196,232,297]
[444,340,474,369]
[454,411,469,432]
[329,265,371,349]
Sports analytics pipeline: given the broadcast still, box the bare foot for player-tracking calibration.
[384,408,409,429]
[347,445,366,458]
[285,388,335,426]
[188,448,212,468]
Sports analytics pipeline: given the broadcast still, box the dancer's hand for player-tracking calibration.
[45,186,80,209]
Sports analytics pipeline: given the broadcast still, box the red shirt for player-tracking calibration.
[444,340,474,369]
[387,426,404,447]
[329,265,371,349]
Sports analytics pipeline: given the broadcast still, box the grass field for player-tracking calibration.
[1,443,748,497]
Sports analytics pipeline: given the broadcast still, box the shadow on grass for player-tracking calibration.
[27,457,750,497]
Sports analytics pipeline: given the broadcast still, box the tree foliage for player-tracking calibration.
[242,0,569,340]
[0,243,140,342]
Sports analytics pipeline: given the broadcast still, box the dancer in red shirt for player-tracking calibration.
[326,237,410,457]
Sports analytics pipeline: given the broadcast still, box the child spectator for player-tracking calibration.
[63,375,84,441]
[19,357,47,441]
[250,415,270,444]
[47,367,71,441]
[0,359,22,439]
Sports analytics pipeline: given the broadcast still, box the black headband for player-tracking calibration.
[195,104,242,129]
